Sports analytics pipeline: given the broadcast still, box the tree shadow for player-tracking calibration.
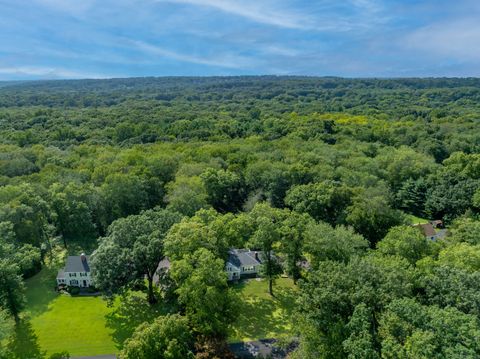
[232,283,296,341]
[24,266,59,317]
[105,294,172,349]
[7,318,46,359]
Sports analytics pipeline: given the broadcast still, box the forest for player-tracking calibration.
[1,76,480,358]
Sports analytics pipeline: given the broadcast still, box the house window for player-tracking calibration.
[70,280,78,285]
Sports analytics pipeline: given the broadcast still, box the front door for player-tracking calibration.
[83,280,87,287]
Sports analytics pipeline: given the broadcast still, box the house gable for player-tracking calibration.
[226,249,263,280]
[57,253,92,288]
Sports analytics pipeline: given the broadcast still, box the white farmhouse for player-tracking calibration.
[226,249,263,281]
[56,253,92,288]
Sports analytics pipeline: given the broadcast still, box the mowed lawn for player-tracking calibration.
[406,213,429,225]
[12,257,297,356]
[11,263,165,358]
[229,278,297,342]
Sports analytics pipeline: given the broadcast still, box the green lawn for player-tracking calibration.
[10,260,166,358]
[405,213,429,225]
[229,277,297,342]
[11,252,297,356]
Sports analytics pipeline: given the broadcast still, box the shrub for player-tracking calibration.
[68,286,80,295]
[49,351,70,359]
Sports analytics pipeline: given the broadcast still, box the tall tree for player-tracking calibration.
[379,298,480,358]
[119,314,194,359]
[164,209,229,261]
[100,173,149,226]
[0,221,41,277]
[200,168,245,213]
[294,255,414,359]
[280,211,313,284]
[248,203,284,296]
[170,248,237,338]
[91,209,182,304]
[343,304,379,359]
[0,183,51,248]
[165,176,210,217]
[304,222,369,267]
[285,181,353,225]
[377,225,431,265]
[346,188,405,247]
[49,182,99,245]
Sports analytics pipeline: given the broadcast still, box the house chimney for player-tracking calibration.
[80,253,86,262]
[254,252,259,261]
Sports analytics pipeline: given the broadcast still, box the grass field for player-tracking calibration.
[405,213,429,225]
[10,250,297,357]
[229,277,297,342]
[10,259,165,358]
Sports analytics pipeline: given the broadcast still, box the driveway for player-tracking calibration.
[229,338,298,359]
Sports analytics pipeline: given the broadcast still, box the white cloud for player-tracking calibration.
[0,66,108,79]
[156,0,311,29]
[404,18,480,61]
[33,0,97,15]
[260,45,301,57]
[350,0,382,14]
[128,39,256,68]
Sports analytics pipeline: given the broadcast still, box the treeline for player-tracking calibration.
[0,77,480,158]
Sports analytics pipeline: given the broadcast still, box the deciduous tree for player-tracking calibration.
[91,209,181,304]
[119,314,193,359]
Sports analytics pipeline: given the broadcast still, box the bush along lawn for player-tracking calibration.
[229,277,297,343]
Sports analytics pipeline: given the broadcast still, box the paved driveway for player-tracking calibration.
[229,338,298,359]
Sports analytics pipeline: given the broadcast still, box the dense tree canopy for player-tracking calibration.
[119,314,194,359]
[2,77,480,357]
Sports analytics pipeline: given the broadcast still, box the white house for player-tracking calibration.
[226,249,263,281]
[56,253,92,288]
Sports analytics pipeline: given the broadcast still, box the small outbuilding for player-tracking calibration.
[415,220,447,241]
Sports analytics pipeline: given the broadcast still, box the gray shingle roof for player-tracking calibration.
[56,268,65,279]
[64,255,90,273]
[228,249,262,268]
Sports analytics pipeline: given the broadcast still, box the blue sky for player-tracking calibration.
[0,0,479,79]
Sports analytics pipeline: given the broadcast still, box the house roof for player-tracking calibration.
[56,268,65,279]
[416,223,436,237]
[431,220,443,227]
[228,249,262,268]
[64,255,90,273]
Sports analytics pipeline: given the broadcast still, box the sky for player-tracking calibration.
[0,0,479,80]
